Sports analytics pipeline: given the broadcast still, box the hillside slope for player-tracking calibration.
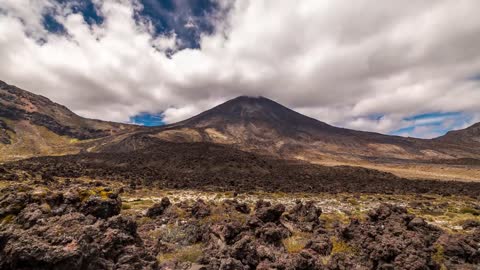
[435,122,480,145]
[0,80,138,161]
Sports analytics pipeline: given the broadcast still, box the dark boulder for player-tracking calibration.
[224,200,250,214]
[0,189,31,218]
[306,234,332,256]
[146,197,171,218]
[219,258,245,270]
[211,221,245,244]
[462,220,480,230]
[255,203,285,223]
[15,203,49,229]
[337,204,443,270]
[192,199,211,219]
[80,195,121,219]
[284,200,322,232]
[255,222,290,245]
[230,235,259,267]
[1,212,157,270]
[435,232,480,265]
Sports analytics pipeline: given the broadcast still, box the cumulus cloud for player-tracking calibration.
[1,0,480,138]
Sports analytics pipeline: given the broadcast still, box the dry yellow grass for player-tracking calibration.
[331,237,357,255]
[157,244,203,263]
[0,120,83,162]
[282,231,312,253]
[153,128,203,142]
[309,158,480,182]
[204,128,230,142]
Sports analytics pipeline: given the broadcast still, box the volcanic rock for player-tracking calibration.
[254,203,285,223]
[192,199,211,219]
[146,197,171,218]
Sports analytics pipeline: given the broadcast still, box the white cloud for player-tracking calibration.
[1,0,480,138]
[162,97,226,123]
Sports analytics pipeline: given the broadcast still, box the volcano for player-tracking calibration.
[2,80,480,170]
[127,96,478,163]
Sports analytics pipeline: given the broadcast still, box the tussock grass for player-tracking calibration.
[331,237,357,255]
[282,231,312,253]
[157,244,203,263]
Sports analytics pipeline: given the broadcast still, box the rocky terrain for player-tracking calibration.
[1,177,479,270]
[3,141,480,197]
[1,80,480,270]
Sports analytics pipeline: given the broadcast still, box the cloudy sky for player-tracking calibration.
[1,0,480,138]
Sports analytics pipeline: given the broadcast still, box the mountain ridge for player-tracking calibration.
[1,80,480,168]
[145,94,479,162]
[0,80,137,139]
[436,122,480,145]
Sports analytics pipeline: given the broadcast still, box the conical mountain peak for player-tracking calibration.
[174,95,332,131]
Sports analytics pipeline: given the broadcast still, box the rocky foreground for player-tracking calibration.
[1,179,479,270]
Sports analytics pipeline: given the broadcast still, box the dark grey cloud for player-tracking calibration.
[137,0,227,50]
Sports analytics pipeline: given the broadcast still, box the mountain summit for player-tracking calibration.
[172,96,333,134]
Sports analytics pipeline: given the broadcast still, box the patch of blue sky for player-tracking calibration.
[403,112,462,121]
[42,0,221,51]
[42,13,66,34]
[71,0,104,25]
[129,112,165,126]
[390,112,472,138]
[135,0,220,49]
[43,0,104,35]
